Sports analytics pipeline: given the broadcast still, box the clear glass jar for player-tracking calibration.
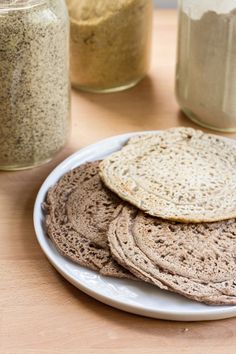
[176,0,236,132]
[66,0,153,93]
[0,0,70,170]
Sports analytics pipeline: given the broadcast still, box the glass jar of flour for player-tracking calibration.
[176,0,236,132]
[0,0,70,170]
[66,0,153,93]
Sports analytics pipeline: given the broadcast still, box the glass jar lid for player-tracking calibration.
[0,0,46,11]
[182,0,236,19]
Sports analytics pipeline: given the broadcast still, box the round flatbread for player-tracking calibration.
[43,161,134,279]
[132,212,236,284]
[100,127,236,222]
[108,205,236,305]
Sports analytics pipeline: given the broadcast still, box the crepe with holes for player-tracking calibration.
[108,205,236,305]
[100,127,236,223]
[42,161,135,279]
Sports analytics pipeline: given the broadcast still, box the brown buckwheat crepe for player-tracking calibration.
[108,205,236,305]
[43,161,135,279]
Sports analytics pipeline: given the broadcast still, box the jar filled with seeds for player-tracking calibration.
[66,0,153,93]
[0,0,70,170]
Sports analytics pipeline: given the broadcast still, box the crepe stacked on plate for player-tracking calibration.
[43,161,135,279]
[43,127,236,305]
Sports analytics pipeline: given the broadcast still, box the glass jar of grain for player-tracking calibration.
[66,0,153,93]
[176,0,236,132]
[0,0,70,170]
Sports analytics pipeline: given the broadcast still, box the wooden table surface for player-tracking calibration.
[1,10,236,354]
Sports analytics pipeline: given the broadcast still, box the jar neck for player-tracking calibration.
[0,0,47,12]
[180,0,236,19]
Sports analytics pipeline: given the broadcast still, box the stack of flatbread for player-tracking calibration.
[43,127,236,305]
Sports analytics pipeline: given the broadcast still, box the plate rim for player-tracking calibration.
[33,129,236,321]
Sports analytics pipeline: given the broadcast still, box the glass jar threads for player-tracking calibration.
[0,0,70,170]
[67,0,153,93]
[176,0,236,132]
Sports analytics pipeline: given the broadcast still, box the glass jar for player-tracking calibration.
[176,0,236,132]
[0,0,70,170]
[66,0,153,93]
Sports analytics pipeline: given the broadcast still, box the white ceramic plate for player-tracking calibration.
[34,131,236,321]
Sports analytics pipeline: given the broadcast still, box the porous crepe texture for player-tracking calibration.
[108,206,236,305]
[43,161,134,279]
[100,127,236,222]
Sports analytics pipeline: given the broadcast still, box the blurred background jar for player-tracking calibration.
[0,0,70,170]
[66,0,153,93]
[176,0,236,132]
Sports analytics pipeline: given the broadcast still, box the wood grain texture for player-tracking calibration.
[1,10,236,354]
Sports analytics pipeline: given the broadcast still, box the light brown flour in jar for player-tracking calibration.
[66,0,152,91]
[176,9,236,130]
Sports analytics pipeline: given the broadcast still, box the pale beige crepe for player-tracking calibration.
[100,127,236,222]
